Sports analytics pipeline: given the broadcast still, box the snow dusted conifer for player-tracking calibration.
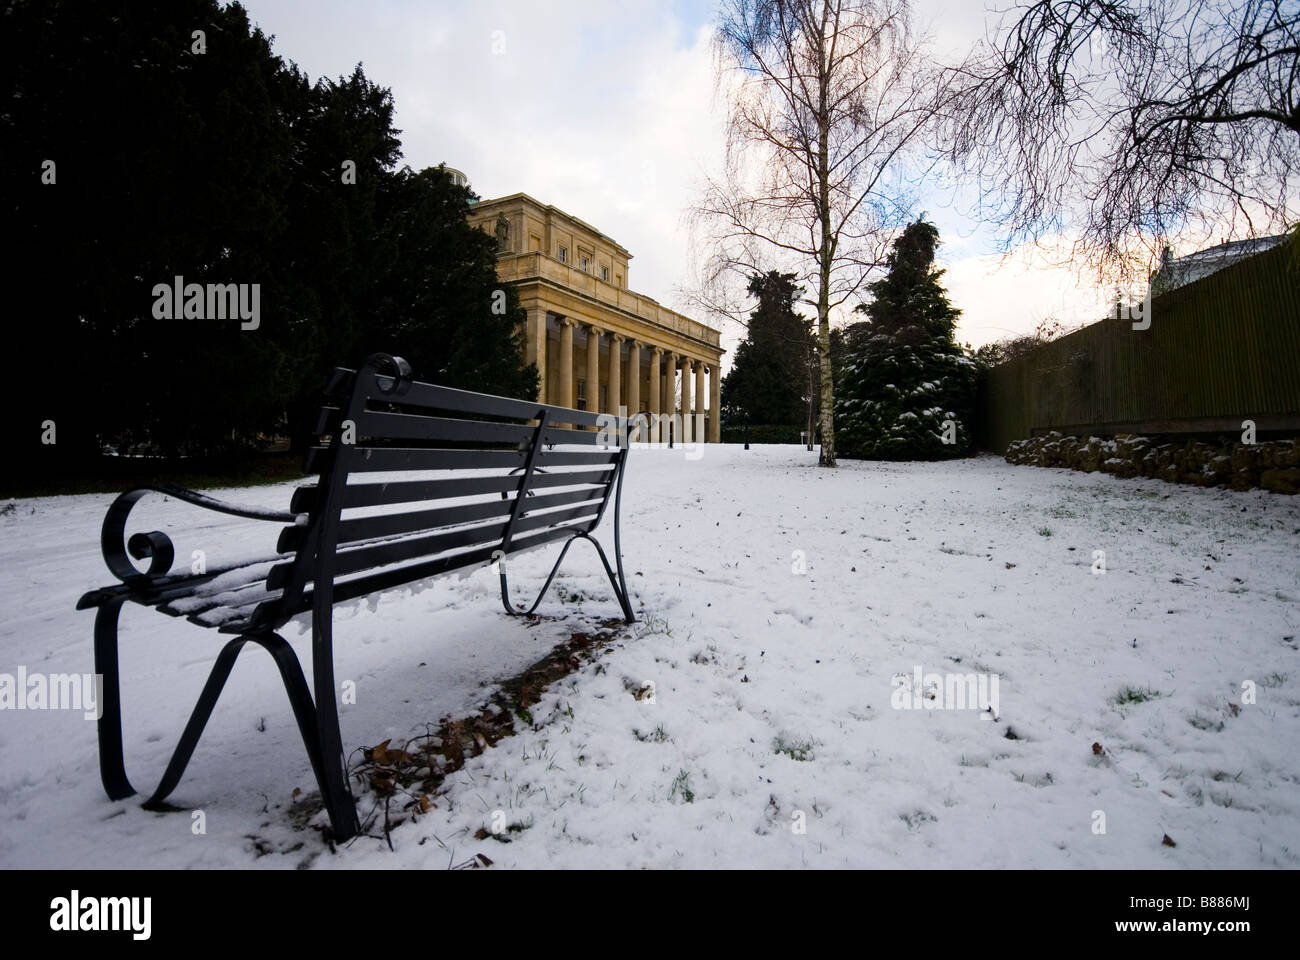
[835,220,978,460]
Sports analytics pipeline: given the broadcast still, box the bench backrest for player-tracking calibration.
[248,353,630,630]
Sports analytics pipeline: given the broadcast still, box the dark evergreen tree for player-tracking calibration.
[3,0,299,464]
[370,165,538,401]
[835,220,978,460]
[276,64,404,449]
[720,271,813,430]
[2,0,537,484]
[829,321,871,388]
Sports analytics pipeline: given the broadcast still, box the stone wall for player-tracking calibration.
[1004,432,1300,494]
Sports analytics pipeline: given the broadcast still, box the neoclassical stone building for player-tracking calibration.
[468,192,724,442]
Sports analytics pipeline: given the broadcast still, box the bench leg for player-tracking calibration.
[499,532,636,623]
[93,598,136,801]
[95,608,355,840]
[583,534,637,624]
[142,633,328,819]
[310,617,362,843]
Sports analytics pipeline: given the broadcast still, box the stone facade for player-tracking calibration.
[468,193,724,442]
[1005,432,1300,494]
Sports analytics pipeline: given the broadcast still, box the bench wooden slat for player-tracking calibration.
[161,579,278,621]
[307,523,585,611]
[265,492,606,595]
[304,445,622,474]
[76,562,267,611]
[276,484,606,553]
[361,484,603,544]
[371,376,607,429]
[305,445,522,473]
[267,519,505,590]
[258,513,598,628]
[289,468,614,513]
[354,410,601,447]
[294,486,605,552]
[269,483,613,589]
[537,449,624,467]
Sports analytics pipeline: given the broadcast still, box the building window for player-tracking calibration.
[558,246,568,263]
[576,378,586,410]
[580,255,590,272]
[601,266,609,282]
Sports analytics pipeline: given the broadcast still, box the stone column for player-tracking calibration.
[709,363,721,443]
[695,361,706,443]
[681,358,693,443]
[558,318,575,410]
[526,307,547,402]
[627,340,642,440]
[585,325,603,428]
[648,346,661,443]
[663,352,677,444]
[608,333,623,419]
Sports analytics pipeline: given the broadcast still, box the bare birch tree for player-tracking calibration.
[695,0,939,467]
[942,0,1300,274]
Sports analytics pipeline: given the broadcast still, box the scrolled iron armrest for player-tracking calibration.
[101,483,300,586]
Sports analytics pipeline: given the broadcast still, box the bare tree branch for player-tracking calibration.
[690,0,944,466]
[941,0,1300,275]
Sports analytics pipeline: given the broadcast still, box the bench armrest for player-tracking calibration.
[100,483,300,586]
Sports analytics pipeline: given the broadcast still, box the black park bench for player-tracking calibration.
[77,353,639,841]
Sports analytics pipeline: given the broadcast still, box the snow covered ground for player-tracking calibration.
[2,445,1298,869]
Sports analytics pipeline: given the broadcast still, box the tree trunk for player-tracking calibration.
[816,283,835,466]
[806,343,816,450]
[816,22,837,468]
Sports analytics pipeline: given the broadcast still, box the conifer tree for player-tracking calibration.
[720,272,814,431]
[835,221,978,459]
[370,166,538,403]
[2,0,538,481]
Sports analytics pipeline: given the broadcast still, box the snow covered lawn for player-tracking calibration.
[2,446,1298,868]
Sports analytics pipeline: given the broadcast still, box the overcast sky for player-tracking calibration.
[242,0,1117,361]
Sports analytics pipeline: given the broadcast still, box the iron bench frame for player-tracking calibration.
[76,353,637,842]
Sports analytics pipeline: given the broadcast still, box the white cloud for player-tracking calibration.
[245,0,721,319]
[941,241,1119,348]
[243,0,1124,367]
